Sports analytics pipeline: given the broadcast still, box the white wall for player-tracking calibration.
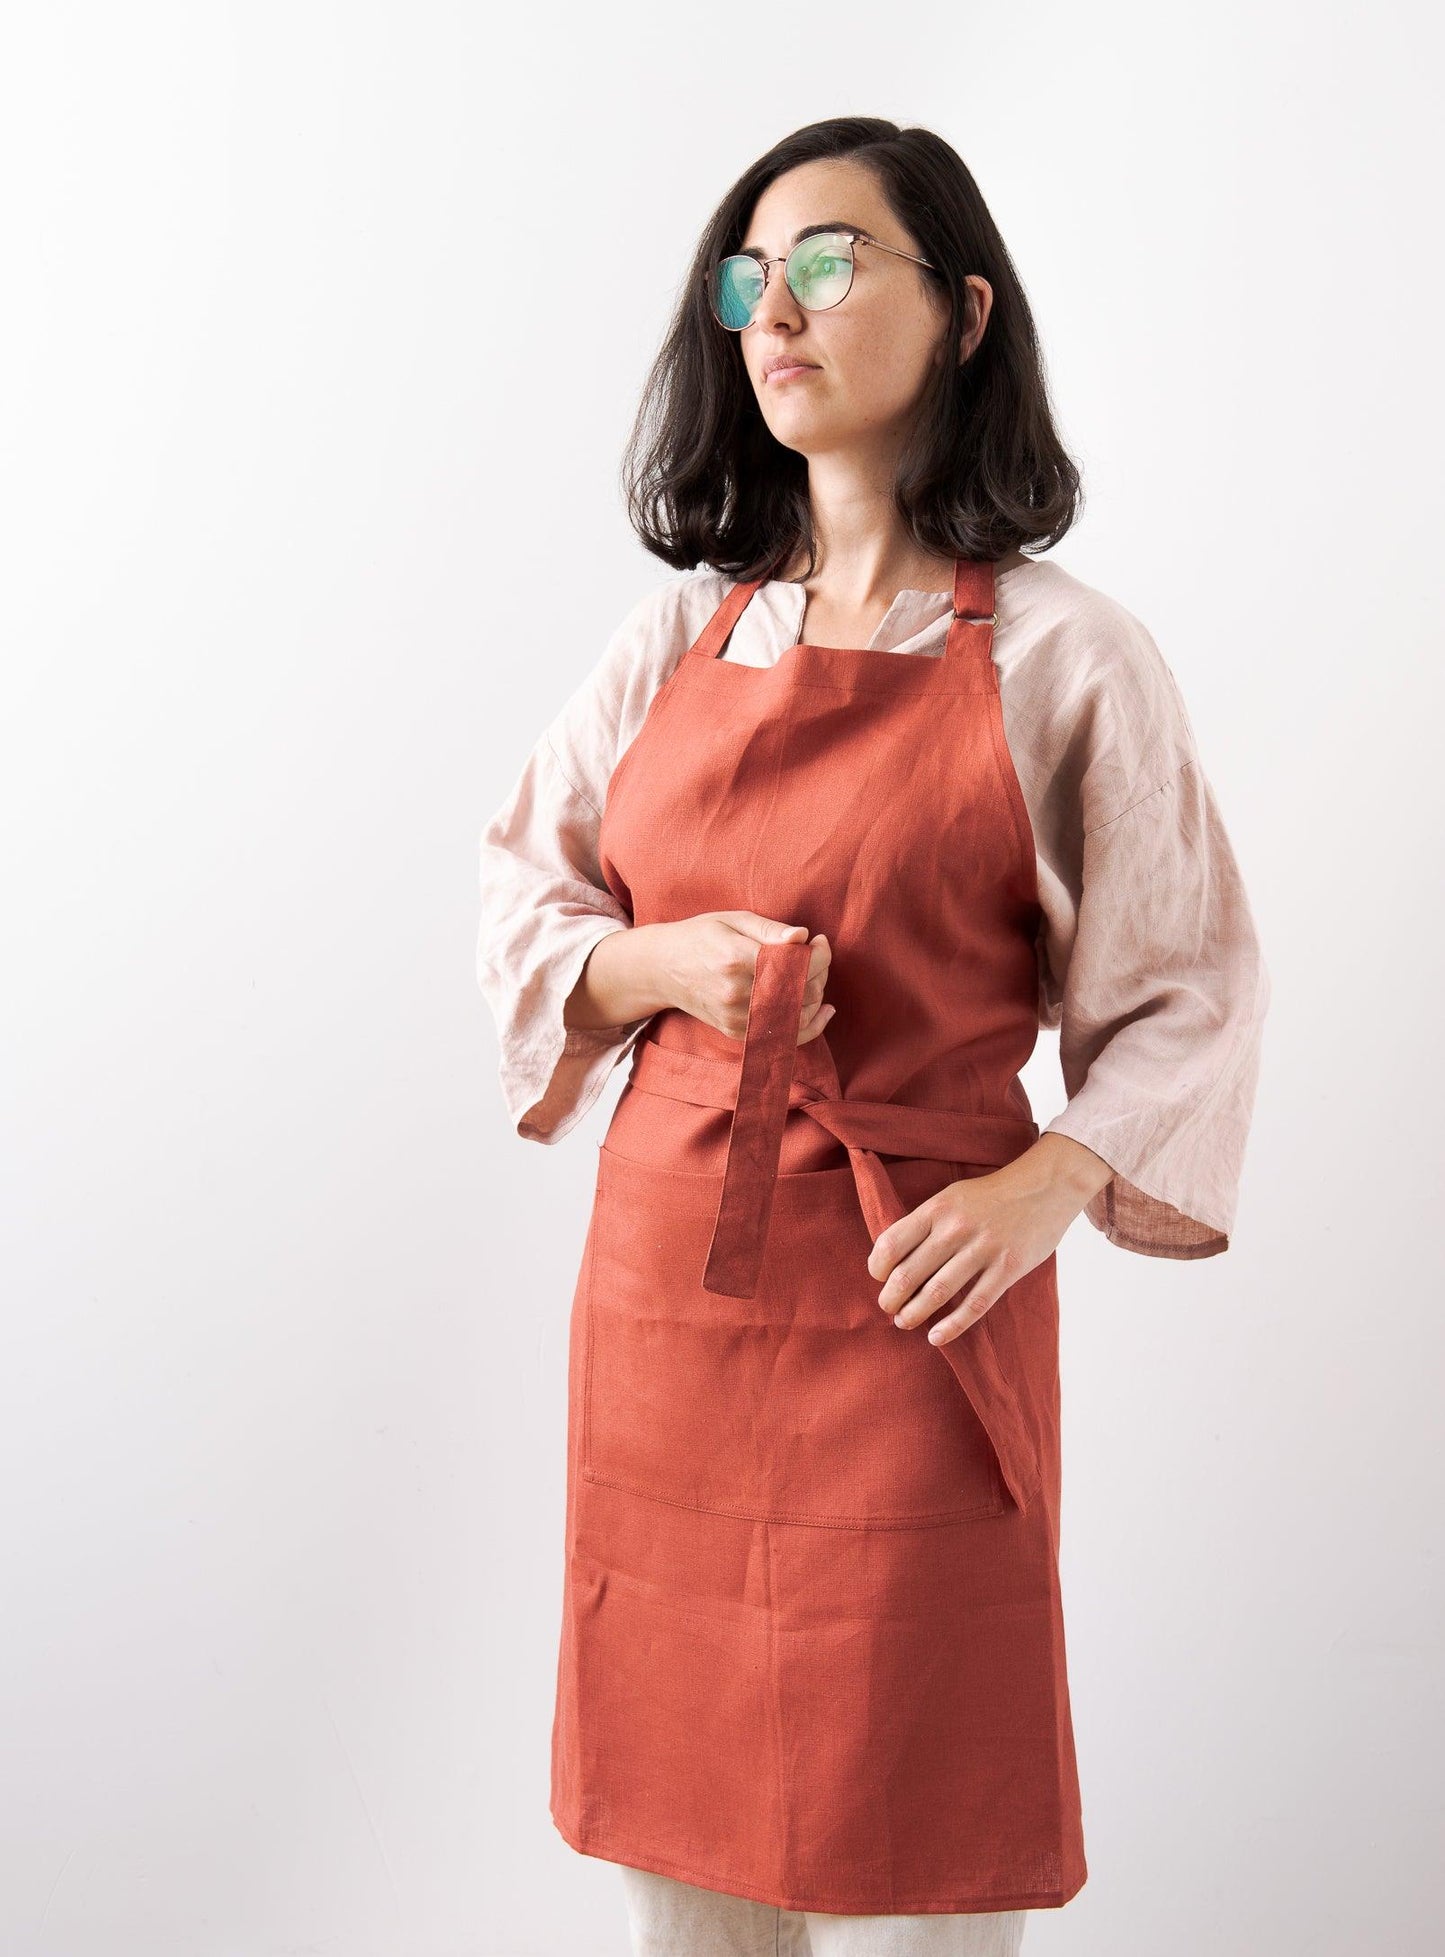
[2,4,1440,1954]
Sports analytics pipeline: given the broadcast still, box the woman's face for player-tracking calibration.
[732,157,991,466]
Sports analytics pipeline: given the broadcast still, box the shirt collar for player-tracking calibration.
[763,581,954,655]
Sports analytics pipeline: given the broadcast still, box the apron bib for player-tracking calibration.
[549,558,1087,1915]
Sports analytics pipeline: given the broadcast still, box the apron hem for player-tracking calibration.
[549,1803,1088,1917]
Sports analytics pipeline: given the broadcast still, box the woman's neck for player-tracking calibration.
[775,543,1028,595]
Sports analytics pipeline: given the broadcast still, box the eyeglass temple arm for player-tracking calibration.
[856,235,934,270]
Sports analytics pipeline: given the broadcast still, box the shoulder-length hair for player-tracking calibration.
[621,116,1082,582]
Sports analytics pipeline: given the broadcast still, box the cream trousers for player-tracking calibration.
[619,1865,1028,1956]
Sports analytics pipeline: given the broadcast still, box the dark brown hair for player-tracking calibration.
[621,117,1083,581]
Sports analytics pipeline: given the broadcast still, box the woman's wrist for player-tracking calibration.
[564,923,673,1031]
[1004,1132,1116,1212]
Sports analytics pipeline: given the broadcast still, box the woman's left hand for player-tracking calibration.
[866,1135,1112,1345]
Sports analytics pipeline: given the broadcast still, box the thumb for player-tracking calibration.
[724,913,812,946]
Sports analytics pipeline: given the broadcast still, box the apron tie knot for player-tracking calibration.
[622,940,1045,1513]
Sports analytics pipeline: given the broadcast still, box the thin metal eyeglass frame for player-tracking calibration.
[704,229,936,331]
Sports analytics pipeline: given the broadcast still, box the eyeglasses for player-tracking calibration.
[705,228,936,331]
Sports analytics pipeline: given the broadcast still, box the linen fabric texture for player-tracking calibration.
[474,554,1271,1920]
[546,562,1081,1913]
[476,556,1270,1259]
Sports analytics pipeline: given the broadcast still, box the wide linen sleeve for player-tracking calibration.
[475,577,688,1143]
[476,733,651,1143]
[1033,603,1271,1258]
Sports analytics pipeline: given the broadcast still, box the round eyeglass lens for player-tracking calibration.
[785,233,853,311]
[711,255,766,329]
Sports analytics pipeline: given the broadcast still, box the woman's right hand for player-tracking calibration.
[653,913,834,1045]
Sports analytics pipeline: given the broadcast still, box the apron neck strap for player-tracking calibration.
[693,572,770,661]
[946,557,998,662]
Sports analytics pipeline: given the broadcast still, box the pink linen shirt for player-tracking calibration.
[475,556,1270,1259]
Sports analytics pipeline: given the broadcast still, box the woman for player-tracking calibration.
[476,117,1269,1956]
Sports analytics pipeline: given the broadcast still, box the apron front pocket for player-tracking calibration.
[580,1142,1010,1529]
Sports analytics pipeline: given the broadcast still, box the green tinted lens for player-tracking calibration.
[712,255,765,329]
[786,233,853,310]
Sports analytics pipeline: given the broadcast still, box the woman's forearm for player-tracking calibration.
[565,923,675,1031]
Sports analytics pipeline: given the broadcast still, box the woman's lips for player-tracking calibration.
[766,363,820,384]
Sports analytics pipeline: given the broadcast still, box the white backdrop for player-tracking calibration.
[3,4,1441,1954]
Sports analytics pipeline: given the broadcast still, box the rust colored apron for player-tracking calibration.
[549,557,1087,1915]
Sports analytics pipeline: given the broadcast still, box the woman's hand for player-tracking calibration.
[867,1134,1114,1344]
[655,912,834,1045]
[566,914,833,1041]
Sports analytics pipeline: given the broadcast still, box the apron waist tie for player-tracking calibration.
[623,939,1044,1513]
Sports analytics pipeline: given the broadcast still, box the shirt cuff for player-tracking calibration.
[502,924,652,1144]
[1042,1102,1232,1258]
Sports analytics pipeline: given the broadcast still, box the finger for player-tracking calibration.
[921,1273,1008,1345]
[888,1238,991,1328]
[873,1202,971,1304]
[866,1207,935,1287]
[797,1001,836,1045]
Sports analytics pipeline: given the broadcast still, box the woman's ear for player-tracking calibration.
[958,276,994,364]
